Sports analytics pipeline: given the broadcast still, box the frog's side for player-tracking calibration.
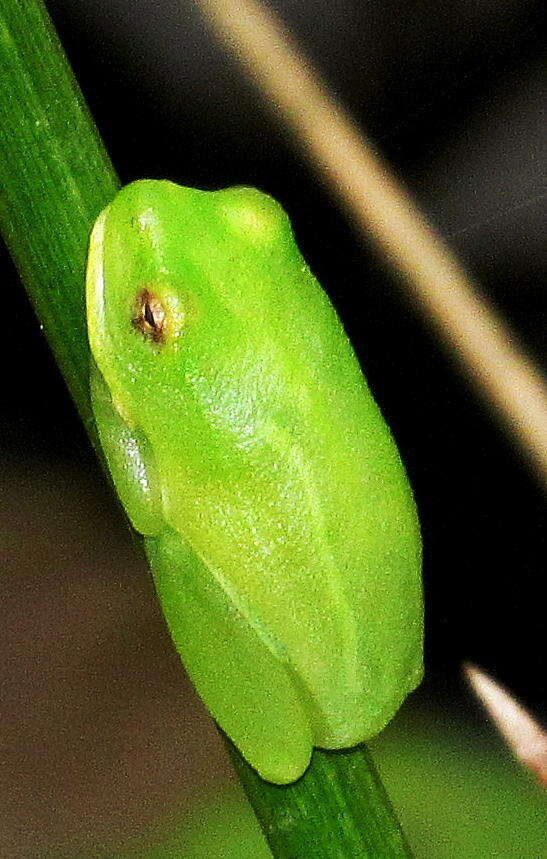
[86,180,423,784]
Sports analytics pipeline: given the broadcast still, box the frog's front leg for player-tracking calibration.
[90,363,164,536]
[146,526,314,784]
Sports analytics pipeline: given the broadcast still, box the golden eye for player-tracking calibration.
[132,288,166,344]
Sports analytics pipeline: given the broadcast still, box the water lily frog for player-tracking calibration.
[86,179,422,783]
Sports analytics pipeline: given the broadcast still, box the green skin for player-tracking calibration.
[86,179,423,784]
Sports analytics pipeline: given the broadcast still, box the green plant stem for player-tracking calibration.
[0,1,411,855]
[229,742,411,857]
[0,0,118,433]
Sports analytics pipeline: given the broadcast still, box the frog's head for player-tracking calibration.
[86,179,304,433]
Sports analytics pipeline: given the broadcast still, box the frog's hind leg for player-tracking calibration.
[146,527,313,784]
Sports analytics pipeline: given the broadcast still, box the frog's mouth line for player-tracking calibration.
[86,205,109,368]
[86,205,138,430]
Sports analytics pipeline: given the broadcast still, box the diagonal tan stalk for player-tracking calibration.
[0,0,411,855]
[197,0,547,483]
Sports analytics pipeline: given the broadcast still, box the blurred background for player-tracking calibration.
[1,0,545,855]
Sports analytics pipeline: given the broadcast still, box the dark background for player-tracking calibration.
[1,0,545,853]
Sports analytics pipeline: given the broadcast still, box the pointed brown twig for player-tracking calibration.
[464,663,547,787]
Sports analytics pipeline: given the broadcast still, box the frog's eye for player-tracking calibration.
[132,288,166,344]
